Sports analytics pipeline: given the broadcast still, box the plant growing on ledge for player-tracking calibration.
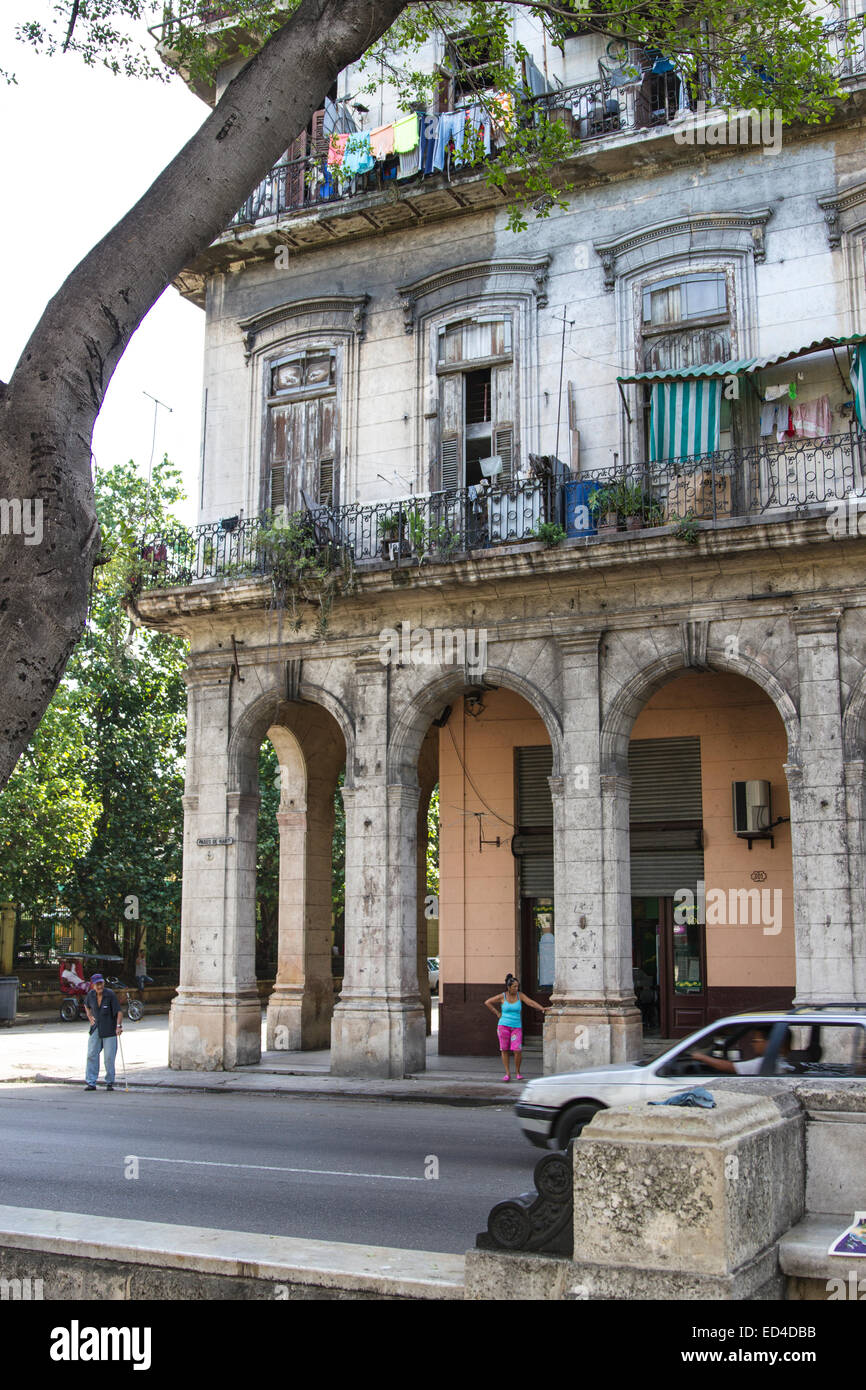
[533,521,567,548]
[252,513,356,636]
[671,511,700,545]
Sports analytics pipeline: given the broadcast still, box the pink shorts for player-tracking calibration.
[497,1025,523,1052]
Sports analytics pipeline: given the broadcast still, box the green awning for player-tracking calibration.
[618,334,866,385]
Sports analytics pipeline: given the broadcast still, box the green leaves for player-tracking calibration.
[0,455,188,963]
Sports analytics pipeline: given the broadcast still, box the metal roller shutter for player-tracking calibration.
[516,746,554,897]
[628,738,703,895]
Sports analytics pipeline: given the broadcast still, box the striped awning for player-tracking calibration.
[649,377,722,462]
[618,333,866,385]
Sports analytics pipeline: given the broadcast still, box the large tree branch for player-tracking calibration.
[0,0,409,790]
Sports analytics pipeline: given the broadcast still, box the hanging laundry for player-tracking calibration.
[370,123,395,160]
[398,145,421,178]
[792,395,832,438]
[776,404,794,443]
[489,91,515,138]
[393,112,420,154]
[323,96,338,137]
[432,109,466,172]
[327,133,349,168]
[341,131,376,176]
[760,402,777,436]
[421,113,440,174]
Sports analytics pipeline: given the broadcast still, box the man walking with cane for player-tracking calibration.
[83,973,123,1092]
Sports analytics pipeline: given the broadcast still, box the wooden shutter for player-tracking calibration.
[318,395,337,505]
[269,401,304,512]
[310,109,328,157]
[285,130,308,210]
[492,363,515,482]
[439,373,463,491]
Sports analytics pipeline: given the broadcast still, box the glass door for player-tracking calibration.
[632,896,707,1038]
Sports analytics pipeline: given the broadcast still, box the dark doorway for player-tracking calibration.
[520,897,554,1035]
[632,895,708,1037]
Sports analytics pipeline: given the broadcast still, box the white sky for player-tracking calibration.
[0,3,210,523]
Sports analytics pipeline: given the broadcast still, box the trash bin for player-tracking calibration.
[564,479,597,537]
[0,976,19,1023]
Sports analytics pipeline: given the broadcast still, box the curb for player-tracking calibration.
[27,1073,516,1107]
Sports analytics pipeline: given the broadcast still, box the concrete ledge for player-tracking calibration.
[0,1205,465,1301]
[779,1212,864,1297]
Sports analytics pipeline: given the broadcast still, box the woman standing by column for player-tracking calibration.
[484,973,548,1081]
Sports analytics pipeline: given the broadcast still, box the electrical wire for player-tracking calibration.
[446,718,515,830]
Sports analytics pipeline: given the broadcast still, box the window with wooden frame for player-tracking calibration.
[440,27,501,109]
[639,272,734,453]
[266,349,338,514]
[436,315,515,491]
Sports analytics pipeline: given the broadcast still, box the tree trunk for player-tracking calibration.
[0,0,408,790]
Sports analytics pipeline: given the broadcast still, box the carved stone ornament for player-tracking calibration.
[476,1146,574,1256]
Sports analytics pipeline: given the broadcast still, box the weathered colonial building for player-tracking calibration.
[137,4,866,1074]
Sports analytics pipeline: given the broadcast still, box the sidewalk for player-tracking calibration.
[0,1009,542,1105]
[0,1010,675,1105]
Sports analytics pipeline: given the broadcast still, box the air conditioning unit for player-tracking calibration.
[732,780,771,836]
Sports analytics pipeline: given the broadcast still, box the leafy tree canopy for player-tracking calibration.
[9,1,863,225]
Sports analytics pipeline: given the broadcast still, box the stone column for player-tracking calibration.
[330,657,426,1077]
[266,776,335,1052]
[788,609,857,1002]
[168,671,261,1070]
[545,634,641,1073]
[843,758,866,1000]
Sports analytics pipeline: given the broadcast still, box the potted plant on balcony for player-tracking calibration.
[378,512,405,560]
[616,481,648,531]
[587,485,620,534]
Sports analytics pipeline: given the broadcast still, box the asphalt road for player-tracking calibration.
[0,1084,539,1254]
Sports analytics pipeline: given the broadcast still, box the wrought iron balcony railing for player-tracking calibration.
[136,430,865,592]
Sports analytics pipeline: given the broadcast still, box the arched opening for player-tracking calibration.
[405,682,561,1062]
[627,670,795,1039]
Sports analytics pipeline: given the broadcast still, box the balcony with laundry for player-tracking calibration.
[220,19,866,220]
[135,336,866,596]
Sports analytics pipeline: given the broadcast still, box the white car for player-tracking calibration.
[515,1007,866,1149]
[427,957,439,994]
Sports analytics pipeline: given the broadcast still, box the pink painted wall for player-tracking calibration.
[631,672,795,989]
[438,689,549,989]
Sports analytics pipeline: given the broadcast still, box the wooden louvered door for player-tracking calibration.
[439,372,463,492]
[268,400,304,513]
[268,396,336,515]
[285,130,308,211]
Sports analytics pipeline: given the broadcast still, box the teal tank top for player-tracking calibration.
[500,993,522,1027]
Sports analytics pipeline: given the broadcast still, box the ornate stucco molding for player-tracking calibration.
[238,294,369,362]
[397,257,551,333]
[817,181,866,250]
[593,208,774,291]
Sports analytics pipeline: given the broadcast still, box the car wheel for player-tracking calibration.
[127,999,143,1022]
[554,1102,603,1149]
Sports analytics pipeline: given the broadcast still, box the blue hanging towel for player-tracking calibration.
[341,132,375,176]
[649,1086,716,1108]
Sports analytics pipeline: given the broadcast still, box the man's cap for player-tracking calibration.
[90,973,105,984]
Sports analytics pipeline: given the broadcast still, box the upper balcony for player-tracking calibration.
[135,427,866,603]
[229,21,866,223]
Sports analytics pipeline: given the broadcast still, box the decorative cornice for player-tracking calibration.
[594,208,774,291]
[238,294,369,361]
[817,182,866,250]
[397,257,551,333]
